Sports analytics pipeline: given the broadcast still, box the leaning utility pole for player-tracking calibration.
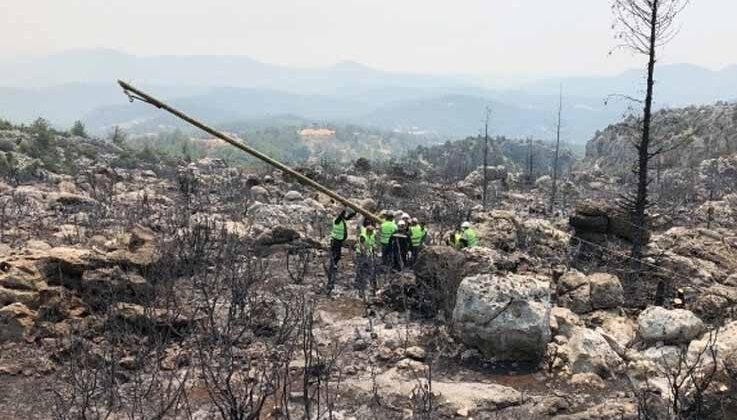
[482,106,491,209]
[549,85,563,213]
[117,81,382,224]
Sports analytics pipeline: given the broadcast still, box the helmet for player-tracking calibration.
[401,212,410,220]
[411,217,419,224]
[398,220,407,227]
[461,221,471,229]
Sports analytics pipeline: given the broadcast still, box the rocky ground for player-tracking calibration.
[0,123,736,419]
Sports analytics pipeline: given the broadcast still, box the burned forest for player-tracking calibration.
[2,1,737,419]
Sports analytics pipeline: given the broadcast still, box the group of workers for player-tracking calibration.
[325,208,478,296]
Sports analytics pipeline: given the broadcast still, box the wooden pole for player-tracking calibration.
[117,80,382,224]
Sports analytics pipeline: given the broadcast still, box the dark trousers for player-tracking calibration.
[326,239,343,294]
[330,239,343,267]
[410,245,422,266]
[381,243,392,266]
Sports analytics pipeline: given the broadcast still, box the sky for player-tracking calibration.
[1,0,734,78]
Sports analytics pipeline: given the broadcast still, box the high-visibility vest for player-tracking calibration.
[409,225,425,247]
[463,228,478,248]
[331,220,346,241]
[356,231,376,255]
[379,220,397,245]
[453,232,463,249]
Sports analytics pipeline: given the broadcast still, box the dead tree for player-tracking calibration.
[549,85,563,213]
[482,106,492,209]
[611,0,690,273]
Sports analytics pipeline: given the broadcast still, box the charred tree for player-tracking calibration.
[549,85,563,213]
[482,106,492,209]
[611,0,689,274]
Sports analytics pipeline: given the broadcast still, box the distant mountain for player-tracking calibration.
[1,50,736,143]
[0,49,466,94]
[523,63,737,108]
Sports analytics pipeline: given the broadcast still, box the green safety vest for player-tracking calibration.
[409,225,425,247]
[463,228,478,248]
[356,230,376,255]
[331,220,346,241]
[379,220,397,245]
[452,232,463,249]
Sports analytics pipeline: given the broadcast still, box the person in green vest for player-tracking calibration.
[459,221,479,248]
[326,208,356,294]
[409,217,427,265]
[379,212,398,267]
[354,223,377,298]
[446,229,462,249]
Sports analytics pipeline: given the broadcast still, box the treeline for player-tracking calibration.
[406,135,578,182]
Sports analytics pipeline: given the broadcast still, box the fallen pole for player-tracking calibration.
[117,80,382,224]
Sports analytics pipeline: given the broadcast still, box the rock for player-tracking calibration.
[414,246,466,315]
[111,303,193,333]
[688,321,737,368]
[569,214,608,233]
[283,190,303,202]
[0,287,39,308]
[452,273,551,361]
[0,302,36,343]
[589,273,624,309]
[80,267,153,308]
[570,372,606,389]
[557,270,592,314]
[405,346,426,361]
[550,306,582,337]
[352,338,369,352]
[589,310,636,350]
[563,327,623,378]
[692,285,737,321]
[250,185,269,202]
[254,226,300,247]
[25,240,51,251]
[637,306,704,345]
[49,192,98,212]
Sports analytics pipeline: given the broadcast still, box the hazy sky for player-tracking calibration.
[1,0,733,77]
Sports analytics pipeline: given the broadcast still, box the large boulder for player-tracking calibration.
[562,326,623,378]
[452,273,551,361]
[414,246,466,316]
[637,306,704,345]
[0,302,36,343]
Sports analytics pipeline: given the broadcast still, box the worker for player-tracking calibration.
[409,218,427,265]
[459,221,478,249]
[379,212,398,267]
[445,229,462,250]
[393,220,411,271]
[326,208,356,295]
[355,224,377,298]
[355,223,377,256]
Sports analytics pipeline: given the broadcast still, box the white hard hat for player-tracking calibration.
[398,220,407,227]
[411,217,419,224]
[401,213,410,220]
[461,221,471,229]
